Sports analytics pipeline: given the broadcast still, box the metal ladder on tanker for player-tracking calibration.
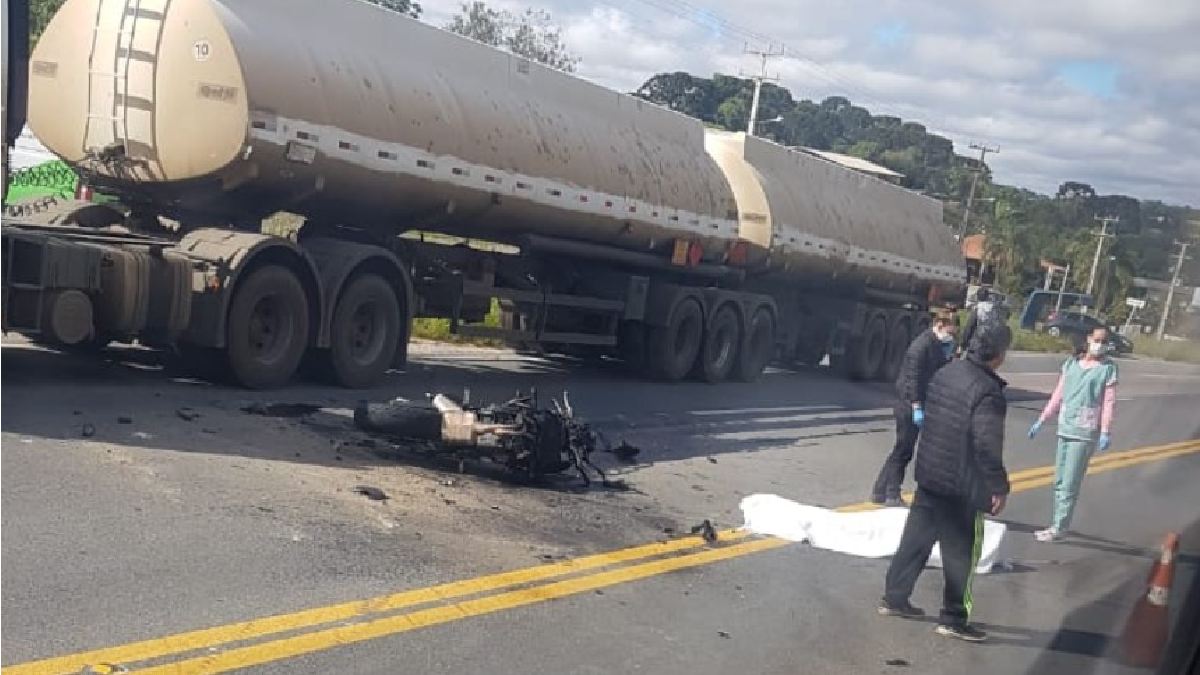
[83,0,168,177]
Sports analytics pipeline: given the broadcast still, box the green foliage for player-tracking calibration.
[30,0,65,45]
[446,2,579,72]
[365,0,422,18]
[411,300,504,347]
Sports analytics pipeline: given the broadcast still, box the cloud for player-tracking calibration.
[911,34,1041,80]
[419,0,1199,206]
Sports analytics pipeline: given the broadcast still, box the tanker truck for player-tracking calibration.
[2,0,965,388]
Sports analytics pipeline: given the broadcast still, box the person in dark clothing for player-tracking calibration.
[878,323,1013,643]
[870,314,957,506]
[959,288,1008,356]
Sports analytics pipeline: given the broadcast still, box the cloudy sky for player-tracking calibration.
[420,0,1199,207]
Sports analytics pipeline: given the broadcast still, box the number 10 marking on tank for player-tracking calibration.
[193,39,212,62]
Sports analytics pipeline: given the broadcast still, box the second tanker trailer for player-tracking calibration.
[4,0,965,388]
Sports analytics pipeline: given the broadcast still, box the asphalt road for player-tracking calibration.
[3,338,1199,674]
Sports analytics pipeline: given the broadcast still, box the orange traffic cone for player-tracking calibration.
[1118,532,1180,668]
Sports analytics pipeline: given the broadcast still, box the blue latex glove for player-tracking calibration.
[912,407,925,428]
[1028,420,1042,439]
[1097,433,1111,452]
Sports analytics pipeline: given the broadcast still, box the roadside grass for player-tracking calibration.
[1010,327,1075,354]
[1131,337,1200,364]
[411,299,506,348]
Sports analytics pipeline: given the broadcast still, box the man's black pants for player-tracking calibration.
[871,402,921,501]
[883,487,984,626]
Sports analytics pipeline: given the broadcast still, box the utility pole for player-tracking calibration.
[956,143,999,241]
[741,44,783,137]
[1156,240,1192,340]
[1085,215,1118,301]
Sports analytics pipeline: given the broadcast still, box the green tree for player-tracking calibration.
[364,0,423,18]
[634,72,715,120]
[446,2,579,72]
[30,0,66,45]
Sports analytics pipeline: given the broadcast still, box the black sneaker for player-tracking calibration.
[877,600,925,618]
[870,495,887,505]
[935,623,987,642]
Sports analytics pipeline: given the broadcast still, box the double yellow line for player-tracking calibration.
[837,437,1200,512]
[6,438,1199,675]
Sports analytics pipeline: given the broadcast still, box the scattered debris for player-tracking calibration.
[442,498,456,505]
[202,428,218,434]
[609,441,641,462]
[691,519,718,544]
[170,377,212,386]
[355,390,611,486]
[885,658,910,667]
[241,402,321,418]
[706,456,718,464]
[440,478,459,487]
[81,423,96,438]
[717,631,731,639]
[132,431,152,440]
[352,485,389,501]
[117,416,133,425]
[175,408,200,422]
[73,410,82,416]
[662,526,676,535]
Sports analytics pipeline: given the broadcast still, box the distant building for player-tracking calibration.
[961,234,994,285]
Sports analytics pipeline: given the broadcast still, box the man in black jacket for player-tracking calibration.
[878,323,1012,643]
[870,314,957,506]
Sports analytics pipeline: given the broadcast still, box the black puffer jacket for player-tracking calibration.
[896,329,950,406]
[914,355,1010,510]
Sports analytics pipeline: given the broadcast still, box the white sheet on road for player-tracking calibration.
[739,493,1006,574]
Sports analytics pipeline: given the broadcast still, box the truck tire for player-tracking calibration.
[733,308,775,382]
[881,320,911,383]
[354,399,442,440]
[648,298,703,381]
[322,273,401,388]
[698,305,740,383]
[225,265,309,389]
[849,316,886,381]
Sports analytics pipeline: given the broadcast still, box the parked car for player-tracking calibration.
[1044,311,1134,354]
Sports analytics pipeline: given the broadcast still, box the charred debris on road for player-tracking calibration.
[355,389,634,488]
